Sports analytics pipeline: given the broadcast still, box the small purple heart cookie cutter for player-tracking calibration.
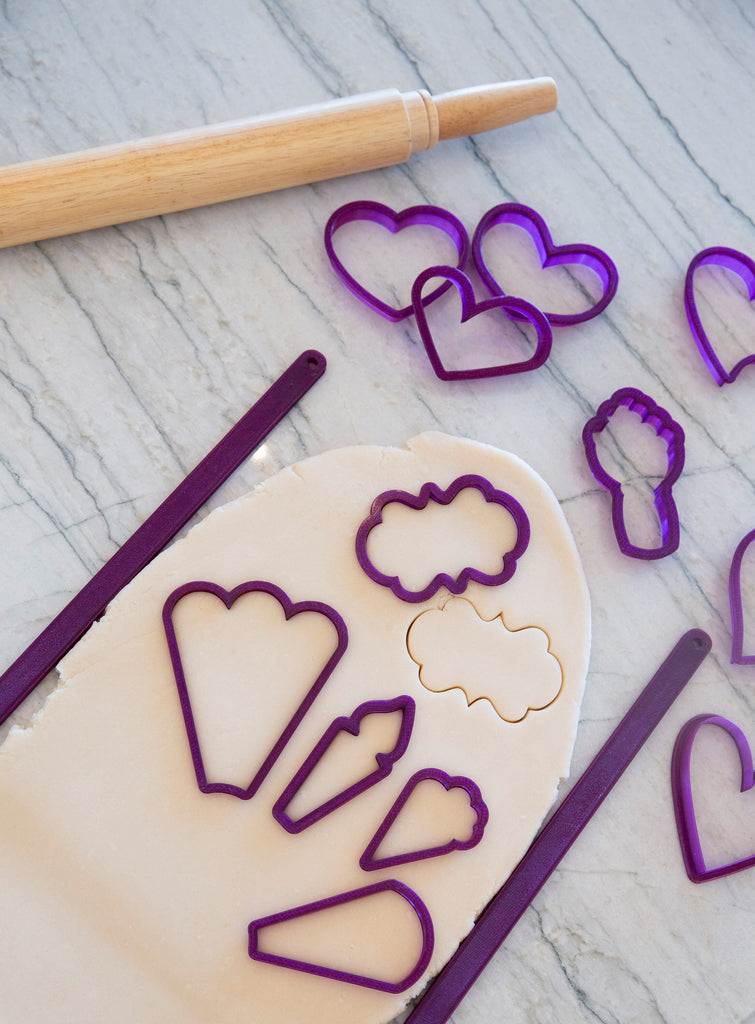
[355,474,530,603]
[471,202,619,325]
[162,580,348,800]
[582,387,685,560]
[684,246,755,386]
[248,878,434,993]
[671,713,755,882]
[729,528,755,665]
[411,265,553,381]
[324,200,470,322]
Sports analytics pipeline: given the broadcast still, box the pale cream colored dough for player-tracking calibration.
[0,432,590,1024]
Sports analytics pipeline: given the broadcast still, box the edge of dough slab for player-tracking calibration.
[0,432,591,1024]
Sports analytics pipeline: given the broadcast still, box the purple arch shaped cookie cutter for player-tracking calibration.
[471,202,619,326]
[684,246,755,386]
[272,695,416,833]
[162,580,348,800]
[729,528,755,665]
[582,387,685,560]
[248,878,434,993]
[324,200,470,322]
[360,767,489,871]
[355,474,530,604]
[671,713,755,882]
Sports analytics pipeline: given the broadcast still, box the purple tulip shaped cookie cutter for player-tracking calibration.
[582,387,685,560]
[729,529,755,665]
[272,695,416,833]
[324,200,470,322]
[162,580,348,800]
[355,474,530,603]
[248,878,434,993]
[360,768,489,871]
[471,202,619,325]
[411,265,553,381]
[671,714,755,882]
[684,246,755,386]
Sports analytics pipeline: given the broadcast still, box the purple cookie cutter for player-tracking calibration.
[729,529,755,665]
[411,265,553,381]
[162,580,348,800]
[582,387,685,560]
[671,713,755,882]
[355,474,530,603]
[471,202,619,325]
[360,768,489,871]
[684,246,755,386]
[324,200,470,322]
[272,695,415,833]
[248,878,434,993]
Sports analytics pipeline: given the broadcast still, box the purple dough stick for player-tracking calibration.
[405,628,711,1024]
[729,528,755,665]
[0,349,326,726]
[273,695,415,832]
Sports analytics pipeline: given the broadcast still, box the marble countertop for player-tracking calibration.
[1,2,754,1022]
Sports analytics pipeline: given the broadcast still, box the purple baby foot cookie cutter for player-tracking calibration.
[162,580,348,800]
[248,878,434,993]
[355,474,531,603]
[411,265,553,381]
[359,768,489,871]
[729,529,755,665]
[684,246,755,386]
[671,714,755,882]
[272,695,415,833]
[471,202,619,325]
[324,200,470,322]
[582,387,685,560]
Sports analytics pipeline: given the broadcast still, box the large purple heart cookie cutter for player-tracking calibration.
[411,265,553,380]
[272,695,416,833]
[248,878,434,993]
[355,474,530,604]
[684,246,755,386]
[471,202,619,325]
[582,387,685,560]
[360,768,489,871]
[729,528,755,665]
[162,580,348,800]
[324,200,470,322]
[671,713,755,882]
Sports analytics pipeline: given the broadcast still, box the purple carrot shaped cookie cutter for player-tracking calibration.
[324,200,470,322]
[248,878,434,993]
[582,387,685,560]
[471,202,619,325]
[411,265,553,381]
[272,695,416,833]
[162,580,348,800]
[355,474,530,603]
[684,247,755,386]
[729,529,755,665]
[671,714,755,882]
[360,768,489,871]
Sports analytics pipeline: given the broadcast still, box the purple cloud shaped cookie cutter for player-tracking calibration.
[248,878,434,993]
[671,713,755,882]
[324,200,470,322]
[684,246,755,386]
[162,580,348,800]
[582,387,685,560]
[411,265,553,381]
[360,768,489,871]
[355,474,530,604]
[729,529,755,665]
[272,695,415,833]
[471,202,619,325]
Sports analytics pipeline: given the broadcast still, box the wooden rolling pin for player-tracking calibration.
[0,78,556,248]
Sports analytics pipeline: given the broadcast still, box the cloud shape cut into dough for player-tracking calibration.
[355,475,530,604]
[407,597,563,722]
